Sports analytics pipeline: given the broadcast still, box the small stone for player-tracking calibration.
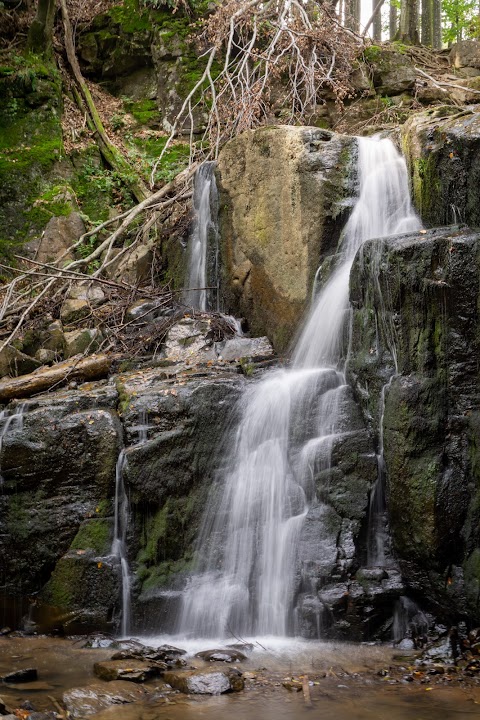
[215,337,274,362]
[195,648,247,663]
[63,681,148,718]
[156,644,187,658]
[60,298,90,325]
[282,679,302,691]
[125,300,160,323]
[64,328,102,358]
[0,696,14,714]
[34,348,56,365]
[93,660,160,683]
[2,668,38,683]
[164,668,244,695]
[68,282,105,307]
[0,346,41,378]
[43,320,66,353]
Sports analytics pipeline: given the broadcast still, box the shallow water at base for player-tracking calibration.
[0,636,479,720]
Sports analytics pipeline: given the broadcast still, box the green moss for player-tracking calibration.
[70,148,133,223]
[70,519,111,555]
[412,154,441,220]
[130,135,190,184]
[42,555,94,609]
[140,557,194,591]
[115,379,131,415]
[136,489,202,591]
[107,0,151,33]
[363,45,382,63]
[125,98,158,125]
[0,56,65,255]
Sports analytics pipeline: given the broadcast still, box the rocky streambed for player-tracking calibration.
[1,634,480,720]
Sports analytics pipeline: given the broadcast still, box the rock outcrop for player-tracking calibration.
[402,107,480,228]
[217,126,356,352]
[349,226,480,624]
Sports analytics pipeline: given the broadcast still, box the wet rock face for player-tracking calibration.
[349,227,480,623]
[402,108,480,228]
[0,325,254,634]
[0,384,121,606]
[217,126,356,352]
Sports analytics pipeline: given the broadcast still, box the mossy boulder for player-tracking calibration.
[38,551,119,632]
[402,107,480,228]
[0,385,121,601]
[349,227,480,623]
[217,126,356,352]
[362,44,416,96]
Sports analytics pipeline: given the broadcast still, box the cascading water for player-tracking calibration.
[0,404,26,484]
[183,161,219,311]
[178,136,420,639]
[112,449,131,637]
[367,377,394,567]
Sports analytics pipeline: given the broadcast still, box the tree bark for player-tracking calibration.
[389,1,398,39]
[433,0,442,47]
[345,0,360,32]
[27,0,56,56]
[398,0,420,42]
[373,0,383,39]
[0,354,113,402]
[59,0,149,203]
[421,0,433,45]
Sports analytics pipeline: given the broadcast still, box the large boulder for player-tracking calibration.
[363,45,417,96]
[402,107,480,228]
[450,40,480,71]
[217,126,355,351]
[0,383,121,629]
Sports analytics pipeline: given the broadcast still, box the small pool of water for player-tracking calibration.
[0,636,478,719]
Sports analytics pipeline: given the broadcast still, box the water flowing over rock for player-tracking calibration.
[183,162,219,312]
[178,136,420,640]
[217,126,356,351]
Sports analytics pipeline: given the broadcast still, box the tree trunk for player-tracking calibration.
[27,0,56,55]
[399,0,420,42]
[389,1,398,39]
[433,0,442,47]
[421,0,433,45]
[373,0,383,39]
[0,354,113,402]
[345,0,360,32]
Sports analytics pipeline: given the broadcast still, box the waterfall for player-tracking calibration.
[178,136,420,639]
[0,404,26,485]
[112,449,131,637]
[183,161,219,311]
[367,377,394,567]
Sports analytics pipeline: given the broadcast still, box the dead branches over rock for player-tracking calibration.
[155,0,362,172]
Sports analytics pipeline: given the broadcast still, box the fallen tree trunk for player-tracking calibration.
[0,354,113,402]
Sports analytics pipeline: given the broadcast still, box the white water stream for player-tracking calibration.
[0,404,26,485]
[183,161,219,311]
[178,136,420,639]
[112,449,131,637]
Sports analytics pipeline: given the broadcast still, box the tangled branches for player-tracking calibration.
[154,0,362,176]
